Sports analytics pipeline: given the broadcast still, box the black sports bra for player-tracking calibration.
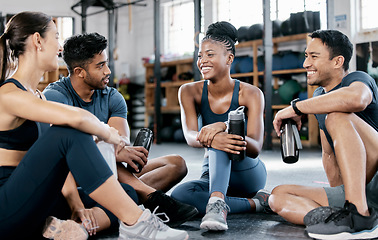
[0,79,39,151]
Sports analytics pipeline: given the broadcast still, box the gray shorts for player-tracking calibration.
[324,185,345,208]
[324,182,378,211]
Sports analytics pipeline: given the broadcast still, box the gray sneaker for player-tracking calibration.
[306,201,378,240]
[252,189,274,214]
[200,199,230,231]
[303,206,341,226]
[118,209,188,240]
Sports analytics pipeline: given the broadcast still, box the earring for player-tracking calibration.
[39,47,42,51]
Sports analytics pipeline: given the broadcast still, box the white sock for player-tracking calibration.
[208,196,224,204]
[252,198,263,212]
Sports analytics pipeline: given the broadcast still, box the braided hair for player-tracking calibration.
[202,21,238,55]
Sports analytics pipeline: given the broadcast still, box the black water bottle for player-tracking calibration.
[127,128,153,173]
[280,119,302,164]
[227,106,246,161]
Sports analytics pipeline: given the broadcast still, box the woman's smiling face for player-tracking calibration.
[197,39,233,81]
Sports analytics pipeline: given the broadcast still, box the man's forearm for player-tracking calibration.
[296,83,371,115]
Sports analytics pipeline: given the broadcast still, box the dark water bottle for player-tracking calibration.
[127,128,153,173]
[280,119,302,164]
[227,106,246,161]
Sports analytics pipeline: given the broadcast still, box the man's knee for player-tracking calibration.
[269,185,285,212]
[165,154,188,178]
[269,185,296,212]
[325,112,352,130]
[271,184,294,195]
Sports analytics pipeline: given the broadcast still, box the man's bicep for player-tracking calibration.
[349,81,373,106]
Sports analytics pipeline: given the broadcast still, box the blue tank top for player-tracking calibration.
[199,79,244,126]
[199,79,249,177]
[0,79,39,151]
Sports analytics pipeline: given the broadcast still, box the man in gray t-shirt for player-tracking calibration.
[43,33,198,229]
[271,30,378,239]
[312,71,378,212]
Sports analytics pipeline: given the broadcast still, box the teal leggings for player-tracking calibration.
[171,148,267,214]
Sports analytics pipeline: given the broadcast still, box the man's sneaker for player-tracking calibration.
[42,216,88,240]
[119,209,188,240]
[305,201,378,240]
[143,190,199,227]
[200,199,230,231]
[252,189,274,214]
[303,206,341,226]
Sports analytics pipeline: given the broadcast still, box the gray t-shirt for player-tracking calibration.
[313,71,378,210]
[43,76,127,123]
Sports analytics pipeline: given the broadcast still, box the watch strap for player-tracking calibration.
[291,98,303,116]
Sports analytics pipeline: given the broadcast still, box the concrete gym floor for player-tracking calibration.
[94,142,327,240]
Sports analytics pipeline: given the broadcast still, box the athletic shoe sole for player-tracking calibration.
[119,233,189,240]
[200,219,228,231]
[307,225,378,240]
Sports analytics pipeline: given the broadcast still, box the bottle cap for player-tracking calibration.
[228,106,245,120]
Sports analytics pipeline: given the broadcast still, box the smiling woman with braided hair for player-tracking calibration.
[171,21,269,231]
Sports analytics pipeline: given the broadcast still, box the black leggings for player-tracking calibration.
[0,126,131,239]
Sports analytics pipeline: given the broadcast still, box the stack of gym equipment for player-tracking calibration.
[232,11,320,76]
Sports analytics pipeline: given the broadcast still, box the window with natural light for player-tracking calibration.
[54,17,74,46]
[162,0,327,57]
[162,0,195,57]
[360,0,378,30]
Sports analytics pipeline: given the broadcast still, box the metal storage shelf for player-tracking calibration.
[231,33,319,147]
[143,33,319,146]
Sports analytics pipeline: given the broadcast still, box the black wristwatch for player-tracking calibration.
[291,98,303,116]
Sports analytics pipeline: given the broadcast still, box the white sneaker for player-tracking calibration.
[118,209,189,240]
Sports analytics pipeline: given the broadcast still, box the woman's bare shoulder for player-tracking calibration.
[0,82,24,102]
[180,80,205,95]
[181,80,204,89]
[239,81,263,96]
